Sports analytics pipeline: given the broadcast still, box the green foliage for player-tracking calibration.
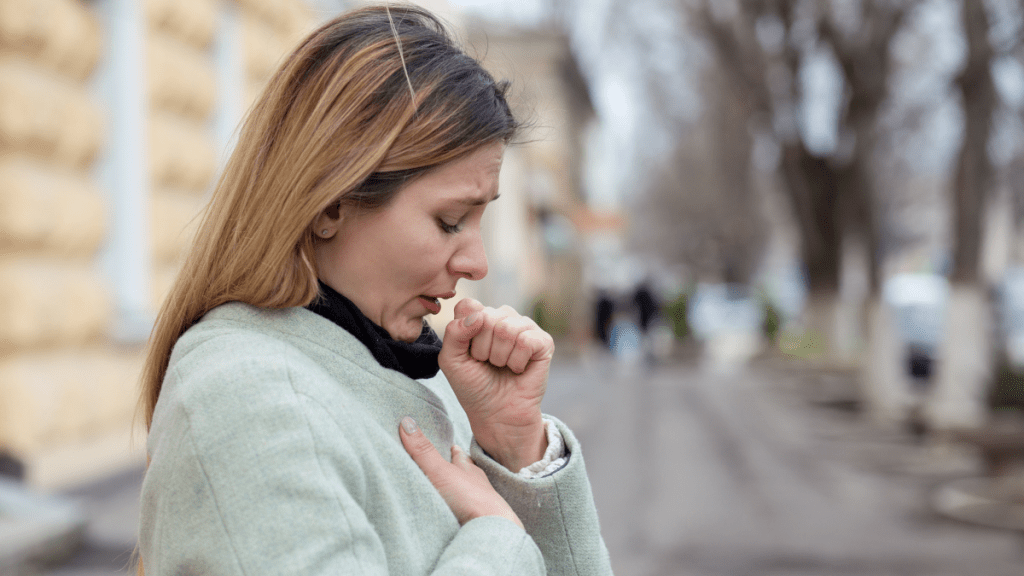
[531,296,570,337]
[758,291,781,343]
[990,362,1024,411]
[663,292,690,340]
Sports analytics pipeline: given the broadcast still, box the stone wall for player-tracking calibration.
[146,0,219,307]
[0,0,316,491]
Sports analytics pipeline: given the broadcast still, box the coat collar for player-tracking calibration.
[200,302,450,413]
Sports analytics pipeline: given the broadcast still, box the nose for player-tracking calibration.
[448,230,488,281]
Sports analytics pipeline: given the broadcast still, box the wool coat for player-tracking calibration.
[139,302,613,575]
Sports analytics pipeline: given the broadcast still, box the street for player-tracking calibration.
[544,353,1024,576]
[40,353,1024,575]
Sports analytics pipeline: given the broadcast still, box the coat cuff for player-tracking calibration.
[516,417,568,479]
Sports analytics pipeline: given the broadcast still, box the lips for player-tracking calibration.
[419,296,441,314]
[418,291,455,315]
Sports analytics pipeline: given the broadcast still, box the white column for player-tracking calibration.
[94,0,153,341]
[214,0,244,162]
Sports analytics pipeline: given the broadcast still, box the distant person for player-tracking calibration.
[595,290,614,346]
[633,282,658,333]
[135,6,611,575]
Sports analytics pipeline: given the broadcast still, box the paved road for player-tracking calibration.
[40,353,1024,575]
[543,353,1024,576]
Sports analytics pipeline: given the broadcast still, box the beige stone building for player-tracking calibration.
[0,0,321,491]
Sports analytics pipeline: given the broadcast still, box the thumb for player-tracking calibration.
[399,417,447,477]
[441,311,484,360]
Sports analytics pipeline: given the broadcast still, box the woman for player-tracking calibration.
[137,5,611,575]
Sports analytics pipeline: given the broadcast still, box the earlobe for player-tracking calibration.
[313,221,337,239]
[314,206,343,239]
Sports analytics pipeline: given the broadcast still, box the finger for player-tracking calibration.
[441,312,486,361]
[507,330,554,374]
[470,306,515,363]
[451,445,488,483]
[399,417,449,477]
[489,316,533,368]
[450,444,474,469]
[452,298,484,320]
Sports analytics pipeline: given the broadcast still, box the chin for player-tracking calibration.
[389,319,424,343]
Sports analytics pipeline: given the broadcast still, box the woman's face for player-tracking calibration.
[315,142,503,342]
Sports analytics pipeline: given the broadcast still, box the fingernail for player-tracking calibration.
[463,313,479,327]
[401,416,419,435]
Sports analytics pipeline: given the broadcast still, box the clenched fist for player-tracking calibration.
[439,298,555,473]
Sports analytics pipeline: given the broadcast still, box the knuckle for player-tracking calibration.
[479,308,498,327]
[518,330,538,346]
[494,320,516,340]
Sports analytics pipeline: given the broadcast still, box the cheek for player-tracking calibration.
[401,240,449,283]
[379,234,447,291]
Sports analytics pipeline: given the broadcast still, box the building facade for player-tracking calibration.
[0,0,320,490]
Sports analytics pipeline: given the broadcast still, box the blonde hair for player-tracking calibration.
[138,5,517,429]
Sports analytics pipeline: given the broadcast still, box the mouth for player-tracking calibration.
[418,291,455,315]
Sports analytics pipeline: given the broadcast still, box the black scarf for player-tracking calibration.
[306,281,442,379]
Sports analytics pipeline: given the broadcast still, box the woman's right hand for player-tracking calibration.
[399,416,523,529]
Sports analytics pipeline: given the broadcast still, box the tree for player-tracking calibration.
[691,0,918,420]
[928,0,999,429]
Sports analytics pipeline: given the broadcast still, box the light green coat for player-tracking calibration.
[139,302,612,575]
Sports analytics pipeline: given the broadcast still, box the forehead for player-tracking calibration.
[402,142,504,203]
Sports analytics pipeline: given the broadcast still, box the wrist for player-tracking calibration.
[474,418,547,473]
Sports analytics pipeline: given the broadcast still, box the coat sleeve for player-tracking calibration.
[470,416,614,576]
[138,339,545,575]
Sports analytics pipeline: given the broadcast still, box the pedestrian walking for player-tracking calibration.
[632,281,658,334]
[595,289,615,347]
[134,6,611,575]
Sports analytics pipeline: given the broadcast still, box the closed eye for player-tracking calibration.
[439,219,463,234]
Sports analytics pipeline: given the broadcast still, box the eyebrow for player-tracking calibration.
[456,192,501,206]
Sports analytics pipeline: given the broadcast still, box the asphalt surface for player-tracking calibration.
[544,353,1024,576]
[35,352,1024,575]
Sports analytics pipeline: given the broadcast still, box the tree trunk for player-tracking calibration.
[930,0,996,430]
[928,286,992,429]
[861,295,912,423]
[779,141,846,363]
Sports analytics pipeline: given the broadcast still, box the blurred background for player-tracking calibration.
[2,0,1024,574]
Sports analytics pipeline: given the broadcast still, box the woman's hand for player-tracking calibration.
[439,298,554,473]
[399,417,523,529]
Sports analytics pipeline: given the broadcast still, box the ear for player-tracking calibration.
[314,202,342,239]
